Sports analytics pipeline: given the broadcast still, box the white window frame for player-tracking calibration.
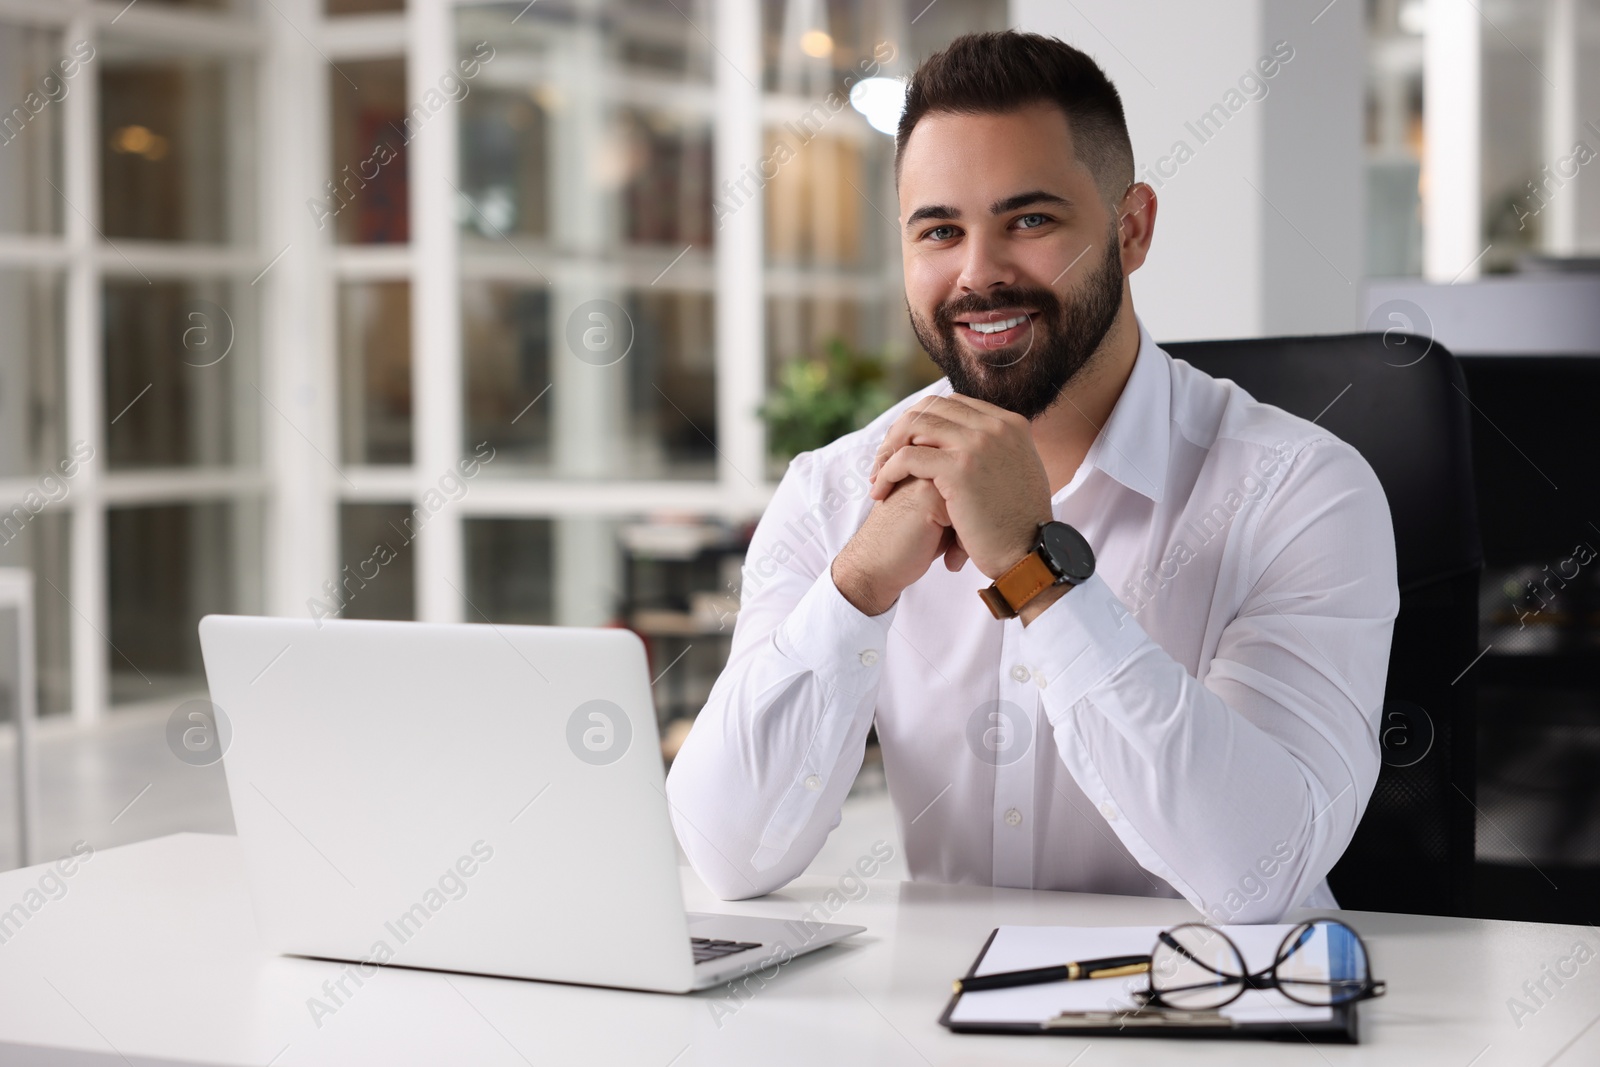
[0,0,782,722]
[287,0,772,632]
[0,0,269,724]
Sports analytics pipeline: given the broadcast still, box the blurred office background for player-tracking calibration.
[0,0,1596,923]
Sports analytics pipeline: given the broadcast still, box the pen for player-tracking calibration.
[952,954,1152,994]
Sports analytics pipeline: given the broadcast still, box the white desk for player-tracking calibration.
[0,833,1595,1066]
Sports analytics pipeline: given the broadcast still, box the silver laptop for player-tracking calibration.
[197,614,863,994]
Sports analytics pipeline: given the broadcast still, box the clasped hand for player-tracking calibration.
[831,394,1053,617]
[870,393,1053,576]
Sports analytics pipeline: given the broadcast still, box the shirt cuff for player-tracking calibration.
[1019,572,1151,722]
[772,566,898,696]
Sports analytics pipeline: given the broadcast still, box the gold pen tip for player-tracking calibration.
[952,979,963,994]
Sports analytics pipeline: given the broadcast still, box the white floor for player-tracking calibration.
[0,705,906,879]
[0,698,236,870]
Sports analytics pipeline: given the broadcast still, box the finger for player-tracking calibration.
[943,540,969,572]
[934,395,1030,435]
[921,482,954,527]
[870,445,958,499]
[873,395,1023,478]
[912,394,1007,436]
[874,394,1002,473]
[872,401,952,476]
[933,391,1028,430]
[872,412,974,479]
[889,394,997,439]
[876,475,947,523]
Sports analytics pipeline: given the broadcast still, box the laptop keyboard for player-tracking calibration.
[691,937,762,965]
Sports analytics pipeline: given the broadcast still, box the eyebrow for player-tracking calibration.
[904,189,1074,231]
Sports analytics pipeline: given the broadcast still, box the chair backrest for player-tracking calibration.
[1163,332,1482,915]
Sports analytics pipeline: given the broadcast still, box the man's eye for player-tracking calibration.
[924,225,958,241]
[1016,213,1050,229]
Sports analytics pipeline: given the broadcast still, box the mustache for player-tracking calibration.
[933,286,1062,331]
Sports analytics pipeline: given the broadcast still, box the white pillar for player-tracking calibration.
[1542,0,1579,256]
[714,0,765,498]
[1012,0,1365,340]
[1423,0,1482,281]
[261,0,338,622]
[555,517,617,627]
[410,0,465,623]
[549,4,623,483]
[63,11,105,724]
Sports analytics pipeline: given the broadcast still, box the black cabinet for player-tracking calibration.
[618,520,751,756]
[1459,355,1600,924]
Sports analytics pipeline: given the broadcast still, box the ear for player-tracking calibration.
[1115,182,1158,274]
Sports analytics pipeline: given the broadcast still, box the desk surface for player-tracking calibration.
[0,833,1595,1066]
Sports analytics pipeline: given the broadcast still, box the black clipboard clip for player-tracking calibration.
[1042,1008,1237,1031]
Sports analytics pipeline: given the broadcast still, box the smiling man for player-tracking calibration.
[666,31,1398,924]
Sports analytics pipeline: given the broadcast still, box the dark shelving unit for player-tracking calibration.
[1459,354,1600,925]
[617,520,752,734]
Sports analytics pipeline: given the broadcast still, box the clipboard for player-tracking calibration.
[938,926,1360,1043]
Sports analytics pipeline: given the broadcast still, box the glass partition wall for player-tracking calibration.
[0,0,1001,724]
[0,4,264,720]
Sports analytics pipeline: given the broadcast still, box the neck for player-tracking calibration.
[1029,300,1141,494]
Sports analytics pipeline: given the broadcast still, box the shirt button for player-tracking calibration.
[1009,664,1031,683]
[1099,800,1118,821]
[859,649,880,666]
[1004,808,1023,827]
[1035,672,1048,689]
[805,775,823,791]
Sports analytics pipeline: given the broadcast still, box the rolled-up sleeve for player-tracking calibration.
[665,450,889,899]
[1023,438,1399,922]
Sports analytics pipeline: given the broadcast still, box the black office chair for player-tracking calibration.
[1164,332,1482,916]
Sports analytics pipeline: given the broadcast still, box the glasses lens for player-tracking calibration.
[1274,920,1371,1006]
[1148,924,1247,1010]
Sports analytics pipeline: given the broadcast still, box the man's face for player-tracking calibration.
[897,103,1128,420]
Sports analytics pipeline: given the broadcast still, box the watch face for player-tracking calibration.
[1039,522,1095,583]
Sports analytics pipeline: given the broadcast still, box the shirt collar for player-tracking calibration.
[1074,313,1170,504]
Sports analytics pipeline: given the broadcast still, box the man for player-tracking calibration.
[665,31,1397,924]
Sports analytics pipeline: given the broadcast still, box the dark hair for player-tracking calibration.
[894,31,1135,206]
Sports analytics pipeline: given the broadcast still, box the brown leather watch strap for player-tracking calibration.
[978,549,1059,620]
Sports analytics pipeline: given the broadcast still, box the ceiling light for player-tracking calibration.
[800,30,834,58]
[850,77,906,137]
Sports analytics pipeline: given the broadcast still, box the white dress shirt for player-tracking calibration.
[666,315,1399,923]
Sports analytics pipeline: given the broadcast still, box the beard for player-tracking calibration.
[907,224,1125,421]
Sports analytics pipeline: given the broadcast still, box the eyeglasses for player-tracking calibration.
[1133,919,1386,1011]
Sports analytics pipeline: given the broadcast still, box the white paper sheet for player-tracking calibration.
[948,924,1334,1027]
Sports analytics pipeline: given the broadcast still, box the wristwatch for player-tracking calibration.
[978,520,1096,620]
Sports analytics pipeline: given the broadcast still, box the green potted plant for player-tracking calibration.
[759,337,895,473]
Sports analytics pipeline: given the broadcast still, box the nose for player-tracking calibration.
[954,227,1018,297]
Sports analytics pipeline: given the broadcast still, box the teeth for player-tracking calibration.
[968,314,1028,334]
